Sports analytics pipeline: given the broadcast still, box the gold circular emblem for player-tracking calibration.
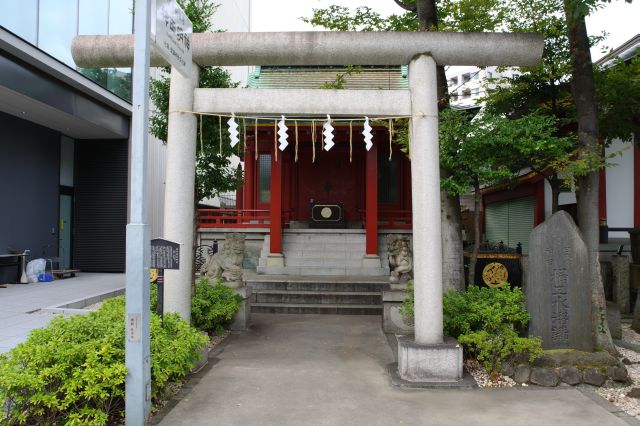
[150,268,158,283]
[482,262,509,288]
[320,207,332,218]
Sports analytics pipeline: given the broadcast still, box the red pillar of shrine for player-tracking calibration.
[270,147,283,254]
[243,143,255,211]
[365,142,378,255]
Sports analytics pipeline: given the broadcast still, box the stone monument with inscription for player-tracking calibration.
[526,211,593,352]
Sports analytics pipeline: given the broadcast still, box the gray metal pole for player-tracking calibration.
[125,0,152,423]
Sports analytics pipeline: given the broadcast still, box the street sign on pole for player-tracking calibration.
[126,0,152,423]
[152,0,193,77]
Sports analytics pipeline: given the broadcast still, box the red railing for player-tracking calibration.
[359,209,413,230]
[198,209,271,228]
[199,208,411,229]
[198,209,295,228]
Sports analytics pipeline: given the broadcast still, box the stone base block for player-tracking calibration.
[266,253,285,267]
[230,287,251,331]
[397,335,463,382]
[362,254,382,268]
[382,290,413,334]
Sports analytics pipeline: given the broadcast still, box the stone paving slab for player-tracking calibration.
[0,273,124,353]
[155,314,634,426]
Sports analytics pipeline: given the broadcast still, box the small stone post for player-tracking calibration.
[163,63,199,321]
[611,255,631,314]
[397,55,462,382]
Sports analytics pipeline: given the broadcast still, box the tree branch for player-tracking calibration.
[393,0,417,12]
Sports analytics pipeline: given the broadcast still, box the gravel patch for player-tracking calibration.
[464,360,517,388]
[596,324,640,419]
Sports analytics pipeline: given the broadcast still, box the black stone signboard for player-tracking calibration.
[526,211,593,352]
[151,239,180,270]
[150,238,180,318]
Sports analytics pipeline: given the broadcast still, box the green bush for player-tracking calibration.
[0,296,208,426]
[191,277,242,333]
[444,285,542,376]
[402,284,542,377]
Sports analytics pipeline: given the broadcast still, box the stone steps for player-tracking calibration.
[247,278,388,315]
[257,233,390,276]
[253,290,381,305]
[251,302,382,315]
[249,280,386,292]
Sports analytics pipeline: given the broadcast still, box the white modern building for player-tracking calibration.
[446,65,519,109]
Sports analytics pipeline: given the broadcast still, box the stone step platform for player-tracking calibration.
[253,289,381,305]
[257,233,390,276]
[251,302,382,315]
[257,265,389,276]
[245,275,388,315]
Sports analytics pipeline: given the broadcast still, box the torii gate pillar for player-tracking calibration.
[163,64,199,320]
[396,55,463,382]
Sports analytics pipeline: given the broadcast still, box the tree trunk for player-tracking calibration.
[563,1,616,355]
[441,173,465,292]
[415,0,465,291]
[468,179,481,286]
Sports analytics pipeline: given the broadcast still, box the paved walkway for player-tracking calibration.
[156,314,635,426]
[0,273,124,353]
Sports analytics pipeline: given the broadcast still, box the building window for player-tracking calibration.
[378,156,399,204]
[38,0,79,66]
[485,196,535,254]
[0,0,38,44]
[462,73,471,83]
[258,154,271,203]
[461,88,471,99]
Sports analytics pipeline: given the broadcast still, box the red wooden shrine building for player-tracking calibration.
[198,122,413,260]
[197,65,415,270]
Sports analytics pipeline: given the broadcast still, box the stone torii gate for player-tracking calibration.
[73,31,542,383]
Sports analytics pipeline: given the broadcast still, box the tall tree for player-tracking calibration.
[562,0,622,353]
[440,109,572,284]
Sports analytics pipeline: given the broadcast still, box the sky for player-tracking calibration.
[250,0,640,61]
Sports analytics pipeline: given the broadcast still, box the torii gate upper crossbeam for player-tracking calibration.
[71,31,543,69]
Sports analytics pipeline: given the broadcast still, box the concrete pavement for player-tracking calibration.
[155,314,636,426]
[0,273,124,353]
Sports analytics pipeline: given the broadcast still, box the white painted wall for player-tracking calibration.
[543,180,577,220]
[542,136,635,240]
[605,137,635,238]
[211,0,251,86]
[147,136,167,238]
